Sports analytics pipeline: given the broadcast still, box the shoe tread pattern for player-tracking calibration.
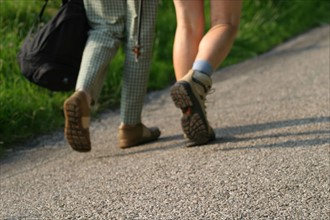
[170,82,214,145]
[64,99,91,152]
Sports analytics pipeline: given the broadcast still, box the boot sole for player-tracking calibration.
[170,82,215,145]
[64,98,91,152]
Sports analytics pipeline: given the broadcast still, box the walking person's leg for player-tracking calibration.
[173,0,205,80]
[63,0,125,152]
[171,0,242,145]
[195,0,242,69]
[118,0,161,148]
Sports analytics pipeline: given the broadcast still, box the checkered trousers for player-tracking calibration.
[76,0,158,125]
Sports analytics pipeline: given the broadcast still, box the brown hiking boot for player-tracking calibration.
[170,70,215,145]
[63,91,91,152]
[118,123,161,148]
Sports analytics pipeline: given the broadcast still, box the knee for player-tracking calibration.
[176,19,204,40]
[211,14,240,35]
[210,23,239,39]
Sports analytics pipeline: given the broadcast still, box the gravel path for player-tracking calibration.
[1,26,329,219]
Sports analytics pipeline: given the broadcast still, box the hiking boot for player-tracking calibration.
[170,70,215,145]
[118,123,161,148]
[63,91,91,152]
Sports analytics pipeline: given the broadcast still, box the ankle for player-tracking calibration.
[193,60,213,76]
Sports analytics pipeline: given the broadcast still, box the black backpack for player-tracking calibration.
[17,0,90,91]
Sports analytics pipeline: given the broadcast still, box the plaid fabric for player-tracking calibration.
[76,0,158,125]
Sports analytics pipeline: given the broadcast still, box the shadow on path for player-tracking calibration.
[100,116,329,158]
[2,117,328,165]
[96,134,184,159]
[212,116,329,151]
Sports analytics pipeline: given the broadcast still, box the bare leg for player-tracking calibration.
[171,0,242,145]
[173,0,242,78]
[173,0,205,80]
[196,0,242,69]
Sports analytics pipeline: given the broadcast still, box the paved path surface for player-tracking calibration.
[1,26,329,219]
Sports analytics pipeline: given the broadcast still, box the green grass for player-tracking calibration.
[0,0,329,155]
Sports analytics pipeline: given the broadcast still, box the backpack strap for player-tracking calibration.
[38,0,81,24]
[38,0,49,23]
